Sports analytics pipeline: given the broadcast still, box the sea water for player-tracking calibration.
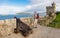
[0,14,33,20]
[0,13,46,20]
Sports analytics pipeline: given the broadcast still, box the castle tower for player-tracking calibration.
[52,2,56,13]
[52,2,56,9]
[46,2,56,16]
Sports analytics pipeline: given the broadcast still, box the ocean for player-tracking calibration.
[0,13,46,20]
[0,14,33,20]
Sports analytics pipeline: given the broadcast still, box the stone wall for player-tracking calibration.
[38,14,56,26]
[0,18,33,37]
[0,19,16,37]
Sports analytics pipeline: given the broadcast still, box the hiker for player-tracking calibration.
[34,13,39,28]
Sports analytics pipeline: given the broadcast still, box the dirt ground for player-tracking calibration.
[2,25,60,38]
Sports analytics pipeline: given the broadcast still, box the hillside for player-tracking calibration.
[16,12,33,14]
[48,12,60,28]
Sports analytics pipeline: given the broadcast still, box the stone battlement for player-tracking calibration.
[0,17,33,37]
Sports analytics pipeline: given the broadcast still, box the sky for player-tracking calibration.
[0,0,60,15]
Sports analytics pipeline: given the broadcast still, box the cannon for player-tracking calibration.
[14,17,33,37]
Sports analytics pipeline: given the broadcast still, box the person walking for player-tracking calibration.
[34,13,39,28]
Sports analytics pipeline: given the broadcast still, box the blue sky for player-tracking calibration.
[0,0,31,14]
[0,0,60,15]
[0,0,30,6]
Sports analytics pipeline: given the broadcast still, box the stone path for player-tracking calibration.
[3,25,60,38]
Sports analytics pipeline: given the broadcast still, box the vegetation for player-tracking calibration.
[38,11,60,28]
[48,12,60,28]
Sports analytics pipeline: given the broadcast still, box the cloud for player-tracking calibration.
[29,0,60,12]
[0,6,20,14]
[0,0,60,15]
[0,5,32,15]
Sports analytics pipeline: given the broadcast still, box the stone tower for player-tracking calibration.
[46,2,56,16]
[52,2,56,9]
[52,2,56,13]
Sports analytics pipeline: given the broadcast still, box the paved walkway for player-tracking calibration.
[3,25,60,38]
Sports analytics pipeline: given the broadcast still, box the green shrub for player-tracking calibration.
[48,12,60,28]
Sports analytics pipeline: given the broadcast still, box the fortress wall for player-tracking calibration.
[0,18,33,37]
[0,19,16,37]
[20,17,33,25]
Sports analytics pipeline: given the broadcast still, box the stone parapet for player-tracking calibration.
[0,18,33,37]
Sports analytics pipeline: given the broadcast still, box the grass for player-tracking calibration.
[48,12,60,28]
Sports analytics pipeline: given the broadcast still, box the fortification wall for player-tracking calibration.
[0,18,33,37]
